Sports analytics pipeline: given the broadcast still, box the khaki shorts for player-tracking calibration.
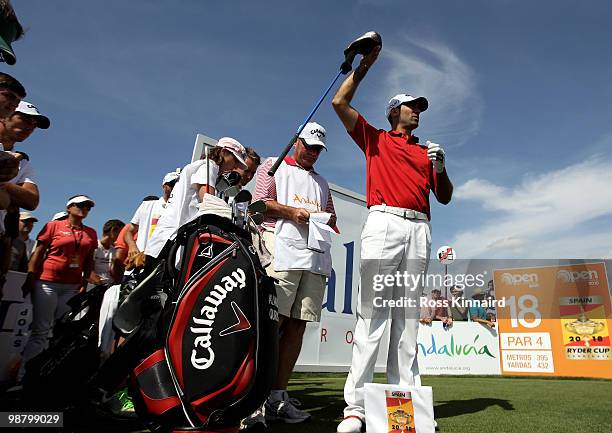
[262,230,327,322]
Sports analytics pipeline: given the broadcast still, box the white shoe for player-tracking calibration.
[240,406,267,431]
[337,416,364,433]
[264,396,310,424]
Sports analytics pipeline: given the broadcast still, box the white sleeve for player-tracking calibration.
[191,161,219,189]
[15,160,36,185]
[130,202,146,225]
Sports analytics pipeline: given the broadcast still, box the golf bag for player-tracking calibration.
[20,284,109,409]
[112,214,279,433]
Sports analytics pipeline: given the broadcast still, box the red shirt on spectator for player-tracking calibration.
[114,223,136,265]
[36,220,98,284]
[349,114,436,219]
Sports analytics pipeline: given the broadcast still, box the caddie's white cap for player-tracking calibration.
[66,195,95,207]
[15,101,50,129]
[51,211,68,221]
[217,137,248,169]
[385,94,429,118]
[162,171,180,185]
[298,122,327,149]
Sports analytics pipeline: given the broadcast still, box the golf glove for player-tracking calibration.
[426,141,445,174]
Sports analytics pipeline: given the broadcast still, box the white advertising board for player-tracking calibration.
[0,271,31,383]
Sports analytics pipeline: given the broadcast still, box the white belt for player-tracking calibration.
[369,204,429,221]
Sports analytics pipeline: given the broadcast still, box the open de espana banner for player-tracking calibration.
[494,262,612,379]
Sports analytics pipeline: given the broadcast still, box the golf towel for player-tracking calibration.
[364,383,435,433]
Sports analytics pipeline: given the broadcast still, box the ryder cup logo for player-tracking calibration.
[437,246,456,265]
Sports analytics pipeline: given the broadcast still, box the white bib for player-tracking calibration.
[272,158,332,276]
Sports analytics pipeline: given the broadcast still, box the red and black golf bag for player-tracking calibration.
[107,214,279,433]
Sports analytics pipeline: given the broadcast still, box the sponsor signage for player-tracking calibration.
[495,262,612,379]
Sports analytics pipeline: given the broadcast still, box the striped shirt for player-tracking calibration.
[253,157,336,230]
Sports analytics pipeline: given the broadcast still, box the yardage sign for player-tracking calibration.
[494,262,612,379]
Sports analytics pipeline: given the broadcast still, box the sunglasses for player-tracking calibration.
[74,202,93,210]
[303,143,325,153]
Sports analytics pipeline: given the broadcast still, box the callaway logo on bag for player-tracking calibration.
[198,243,214,259]
[190,267,247,370]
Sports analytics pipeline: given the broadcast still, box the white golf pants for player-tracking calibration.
[343,210,431,419]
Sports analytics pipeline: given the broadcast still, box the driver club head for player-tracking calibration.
[341,31,382,74]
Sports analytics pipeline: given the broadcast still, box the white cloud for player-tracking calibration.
[451,157,612,258]
[382,38,482,146]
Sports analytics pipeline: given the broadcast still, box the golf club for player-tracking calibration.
[232,189,253,228]
[267,31,382,176]
[250,213,264,226]
[215,171,242,202]
[248,199,267,214]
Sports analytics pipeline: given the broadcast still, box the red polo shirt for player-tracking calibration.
[349,114,436,219]
[36,220,98,284]
[114,223,136,265]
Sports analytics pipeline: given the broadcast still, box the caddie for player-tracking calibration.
[331,44,453,432]
[248,122,337,427]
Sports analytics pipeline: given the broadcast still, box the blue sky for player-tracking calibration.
[6,0,612,258]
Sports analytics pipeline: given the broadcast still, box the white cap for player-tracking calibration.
[471,287,486,297]
[15,101,50,129]
[298,122,327,149]
[19,211,38,222]
[217,137,247,168]
[385,94,428,119]
[51,211,68,221]
[162,171,180,185]
[66,195,95,207]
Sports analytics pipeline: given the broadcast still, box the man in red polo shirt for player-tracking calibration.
[332,45,453,433]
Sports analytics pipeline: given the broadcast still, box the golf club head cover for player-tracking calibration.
[341,31,382,73]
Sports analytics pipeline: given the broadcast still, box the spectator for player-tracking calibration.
[9,211,37,272]
[419,288,452,327]
[485,279,496,322]
[88,219,125,288]
[0,97,46,295]
[51,211,68,221]
[236,147,261,187]
[125,173,179,265]
[18,195,98,380]
[145,137,247,261]
[113,195,158,276]
[0,72,25,118]
[0,100,50,220]
[0,0,24,65]
[469,287,495,329]
[449,285,467,321]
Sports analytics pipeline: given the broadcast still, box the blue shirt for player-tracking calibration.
[469,305,487,321]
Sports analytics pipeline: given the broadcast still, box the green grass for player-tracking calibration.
[268,373,612,433]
